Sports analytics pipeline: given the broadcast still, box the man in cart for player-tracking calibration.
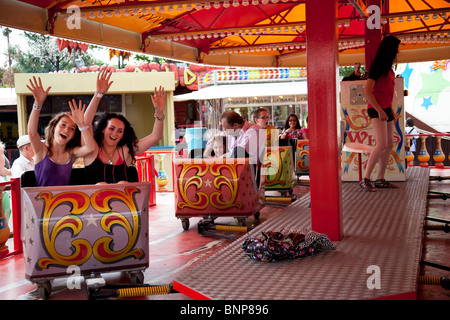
[204,110,265,165]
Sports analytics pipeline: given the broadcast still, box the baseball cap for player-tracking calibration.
[17,135,31,148]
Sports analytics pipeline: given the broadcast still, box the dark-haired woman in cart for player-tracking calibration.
[83,70,166,184]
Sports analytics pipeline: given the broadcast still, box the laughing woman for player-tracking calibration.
[83,70,166,184]
[27,77,96,187]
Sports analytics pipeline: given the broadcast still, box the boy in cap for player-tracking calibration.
[11,135,35,179]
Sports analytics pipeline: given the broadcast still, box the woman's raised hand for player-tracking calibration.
[67,99,87,127]
[26,76,51,107]
[151,86,166,116]
[97,69,113,94]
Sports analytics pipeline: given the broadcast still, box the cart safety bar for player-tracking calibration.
[427,190,449,200]
[198,221,250,233]
[117,285,173,298]
[429,176,450,181]
[214,225,249,233]
[424,223,450,233]
[419,276,450,290]
[421,260,450,272]
[88,284,175,299]
[265,197,295,203]
[426,216,450,224]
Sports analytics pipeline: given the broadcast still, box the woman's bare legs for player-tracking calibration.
[364,118,389,180]
[362,117,397,190]
[375,120,395,180]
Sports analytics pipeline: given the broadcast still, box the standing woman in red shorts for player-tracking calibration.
[360,35,401,192]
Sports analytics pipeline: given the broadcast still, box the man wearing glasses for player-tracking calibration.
[253,108,277,146]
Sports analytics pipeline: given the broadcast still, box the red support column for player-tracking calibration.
[306,0,343,241]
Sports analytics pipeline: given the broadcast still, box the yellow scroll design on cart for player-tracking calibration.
[296,140,310,172]
[209,163,242,210]
[177,162,243,210]
[37,187,144,269]
[90,187,144,263]
[37,191,92,269]
[177,162,210,210]
[263,150,284,187]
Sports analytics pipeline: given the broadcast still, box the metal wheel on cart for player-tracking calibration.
[236,217,247,226]
[37,281,52,300]
[181,218,190,230]
[129,270,145,285]
[280,189,294,197]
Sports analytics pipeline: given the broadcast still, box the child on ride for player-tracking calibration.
[212,135,228,158]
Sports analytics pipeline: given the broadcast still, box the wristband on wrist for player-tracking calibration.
[33,104,42,110]
[78,125,90,132]
[94,92,104,98]
[154,113,165,121]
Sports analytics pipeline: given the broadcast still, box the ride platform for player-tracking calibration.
[173,167,430,300]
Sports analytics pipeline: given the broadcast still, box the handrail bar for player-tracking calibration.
[406,133,450,137]
[0,178,22,258]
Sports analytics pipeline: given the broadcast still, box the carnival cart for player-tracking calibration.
[21,171,151,299]
[263,145,296,197]
[174,158,264,231]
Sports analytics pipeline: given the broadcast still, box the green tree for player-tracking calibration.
[21,32,74,73]
[1,31,110,86]
[1,27,12,68]
[133,53,151,63]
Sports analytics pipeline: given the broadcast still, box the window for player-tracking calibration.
[26,94,123,133]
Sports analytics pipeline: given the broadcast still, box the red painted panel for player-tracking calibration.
[182,4,295,31]
[173,281,212,300]
[18,0,54,8]
[370,291,417,300]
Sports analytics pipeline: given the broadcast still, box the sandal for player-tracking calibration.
[374,179,398,189]
[359,178,376,192]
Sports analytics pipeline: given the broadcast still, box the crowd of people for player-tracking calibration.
[1,69,166,188]
[201,108,309,165]
[0,35,405,195]
[0,69,309,191]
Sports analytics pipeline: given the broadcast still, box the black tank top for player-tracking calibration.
[84,147,138,184]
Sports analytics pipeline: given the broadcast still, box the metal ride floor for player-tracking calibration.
[173,167,431,300]
[0,167,449,300]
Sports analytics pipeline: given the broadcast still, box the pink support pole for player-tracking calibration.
[10,178,22,254]
[306,0,343,241]
[136,154,157,206]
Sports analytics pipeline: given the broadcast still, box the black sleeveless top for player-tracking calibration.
[84,147,138,184]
